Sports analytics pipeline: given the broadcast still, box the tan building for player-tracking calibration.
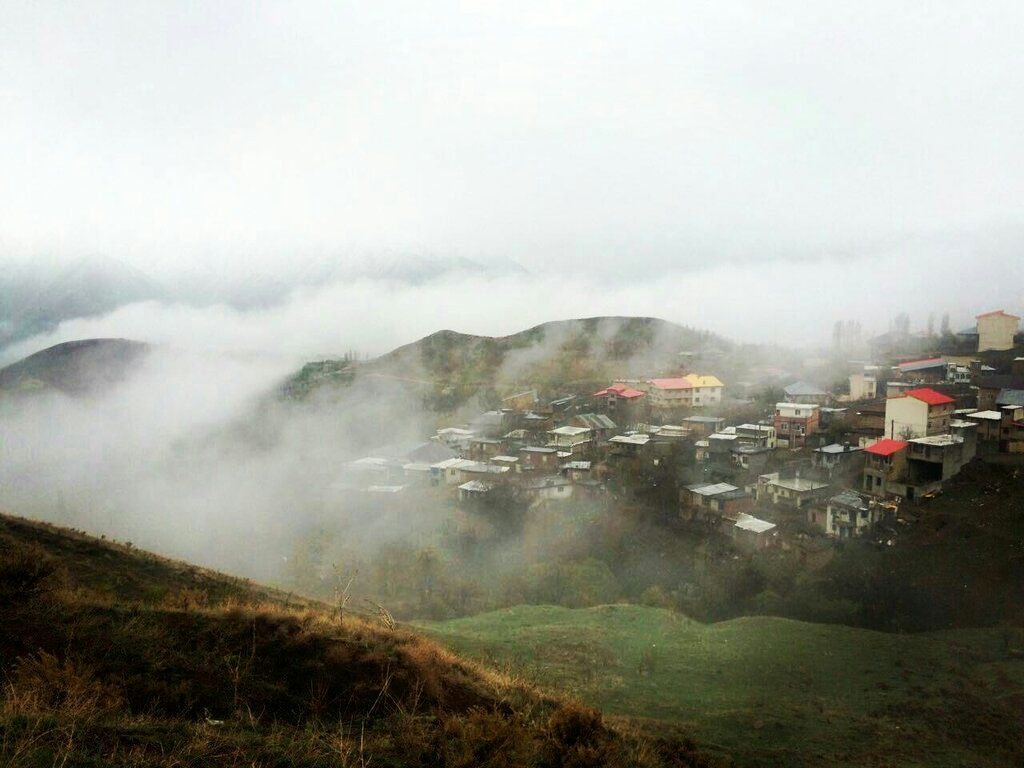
[976,310,1020,352]
[883,388,955,439]
[643,374,723,409]
[848,371,877,401]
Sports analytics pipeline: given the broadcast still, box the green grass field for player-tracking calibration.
[420,604,1024,767]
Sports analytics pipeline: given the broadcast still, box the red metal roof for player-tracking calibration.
[906,387,955,406]
[647,377,694,390]
[593,384,645,399]
[865,438,909,457]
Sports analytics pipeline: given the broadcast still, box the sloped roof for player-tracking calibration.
[996,389,1024,407]
[572,413,617,430]
[977,309,1021,320]
[784,380,828,396]
[593,383,645,398]
[906,387,955,406]
[865,438,909,457]
[734,513,776,534]
[685,374,724,388]
[648,377,693,390]
[458,480,492,493]
[897,358,946,372]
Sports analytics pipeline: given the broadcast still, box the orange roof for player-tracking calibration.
[865,439,909,457]
[648,377,694,390]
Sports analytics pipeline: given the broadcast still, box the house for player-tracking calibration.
[895,358,948,383]
[975,310,1020,352]
[547,425,591,454]
[469,411,507,438]
[644,378,695,411]
[684,374,725,407]
[680,482,753,521]
[996,405,1024,453]
[735,423,777,449]
[491,455,521,473]
[773,403,820,448]
[821,490,884,539]
[457,462,511,485]
[608,433,651,455]
[468,437,505,461]
[434,427,477,451]
[728,513,778,551]
[977,375,1024,410]
[560,460,592,482]
[902,433,973,496]
[518,446,560,472]
[851,399,886,436]
[501,389,538,411]
[759,473,831,509]
[432,457,480,485]
[862,439,909,497]
[643,374,724,410]
[996,389,1024,408]
[681,415,726,438]
[812,443,864,475]
[783,381,831,405]
[402,462,435,485]
[457,480,493,501]
[592,383,646,421]
[883,387,955,439]
[963,410,1003,443]
[569,413,617,442]
[730,444,774,472]
[848,371,878,401]
[886,381,914,398]
[524,475,573,502]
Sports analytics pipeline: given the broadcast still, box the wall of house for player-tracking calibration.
[884,397,927,439]
[849,374,877,401]
[978,314,1019,352]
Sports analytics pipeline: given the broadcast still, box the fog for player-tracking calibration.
[2,1,1024,611]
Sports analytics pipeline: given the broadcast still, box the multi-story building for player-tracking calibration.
[848,371,877,401]
[883,387,955,439]
[975,310,1020,352]
[773,402,820,448]
[862,438,909,497]
[643,374,724,410]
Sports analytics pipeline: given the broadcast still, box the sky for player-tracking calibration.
[2,1,1024,345]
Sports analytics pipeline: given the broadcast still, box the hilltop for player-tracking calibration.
[422,604,1024,768]
[0,338,149,395]
[282,316,730,409]
[0,511,714,767]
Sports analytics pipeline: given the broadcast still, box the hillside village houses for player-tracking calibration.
[329,305,1022,555]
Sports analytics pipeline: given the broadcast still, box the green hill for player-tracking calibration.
[0,338,149,395]
[420,604,1024,768]
[0,512,714,767]
[280,316,728,410]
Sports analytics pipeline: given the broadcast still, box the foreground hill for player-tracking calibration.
[0,338,149,395]
[282,316,728,408]
[421,604,1024,768]
[0,512,713,767]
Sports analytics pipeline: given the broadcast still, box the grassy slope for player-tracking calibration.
[0,513,715,767]
[421,604,1024,768]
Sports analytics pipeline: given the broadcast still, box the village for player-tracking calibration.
[333,308,1024,557]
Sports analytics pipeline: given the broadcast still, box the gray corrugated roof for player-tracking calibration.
[784,381,829,396]
[996,389,1024,407]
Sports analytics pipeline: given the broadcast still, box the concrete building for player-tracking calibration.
[862,439,909,497]
[758,473,831,509]
[783,381,831,405]
[883,388,955,439]
[773,402,820,448]
[735,423,777,449]
[975,310,1020,352]
[848,371,877,401]
[728,513,778,551]
[643,374,724,410]
[822,490,884,539]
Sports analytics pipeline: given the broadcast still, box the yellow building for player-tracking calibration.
[976,310,1020,352]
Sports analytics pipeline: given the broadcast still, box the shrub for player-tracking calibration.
[0,539,63,608]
